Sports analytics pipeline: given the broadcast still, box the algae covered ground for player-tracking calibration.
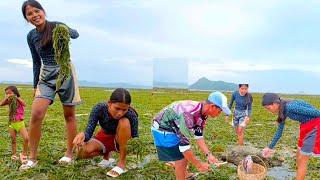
[0,85,319,179]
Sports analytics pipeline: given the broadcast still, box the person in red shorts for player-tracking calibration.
[261,93,320,180]
[73,88,138,177]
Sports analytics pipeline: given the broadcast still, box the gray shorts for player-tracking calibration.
[35,64,81,106]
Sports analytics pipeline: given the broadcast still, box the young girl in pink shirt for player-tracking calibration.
[0,86,29,163]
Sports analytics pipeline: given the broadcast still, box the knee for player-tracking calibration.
[118,118,131,129]
[64,113,75,122]
[76,144,93,159]
[31,108,46,121]
[76,146,90,159]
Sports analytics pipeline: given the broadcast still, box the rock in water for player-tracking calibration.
[221,145,283,167]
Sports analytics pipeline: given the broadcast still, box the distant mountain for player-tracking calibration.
[153,81,188,89]
[189,77,238,91]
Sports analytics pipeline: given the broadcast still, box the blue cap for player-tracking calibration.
[207,91,231,115]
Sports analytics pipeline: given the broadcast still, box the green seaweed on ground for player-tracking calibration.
[127,138,152,161]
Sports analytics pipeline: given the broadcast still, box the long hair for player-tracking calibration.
[277,98,289,123]
[109,88,131,104]
[239,84,249,88]
[5,86,20,97]
[109,88,138,116]
[22,0,55,47]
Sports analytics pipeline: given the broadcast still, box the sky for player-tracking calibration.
[153,58,188,85]
[0,0,319,94]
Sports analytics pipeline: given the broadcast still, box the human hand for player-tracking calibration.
[5,93,15,99]
[262,147,275,158]
[207,153,219,166]
[196,162,210,172]
[73,132,85,146]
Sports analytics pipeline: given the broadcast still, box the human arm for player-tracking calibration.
[247,94,253,117]
[127,108,139,138]
[27,32,41,89]
[268,121,285,149]
[73,105,101,146]
[183,149,210,172]
[196,138,219,165]
[261,121,285,158]
[0,97,9,106]
[226,92,235,120]
[83,104,102,142]
[16,97,26,107]
[228,92,235,110]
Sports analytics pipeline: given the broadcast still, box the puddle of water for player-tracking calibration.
[267,163,296,180]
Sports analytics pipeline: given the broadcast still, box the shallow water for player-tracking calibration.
[267,163,296,180]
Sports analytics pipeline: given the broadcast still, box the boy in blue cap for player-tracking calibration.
[151,91,231,180]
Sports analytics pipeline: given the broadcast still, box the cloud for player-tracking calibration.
[34,0,101,19]
[183,2,252,38]
[104,56,154,65]
[0,0,101,23]
[0,0,319,94]
[7,58,32,68]
[0,65,32,83]
[77,25,209,57]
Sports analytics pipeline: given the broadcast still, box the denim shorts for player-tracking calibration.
[233,109,248,127]
[35,64,81,106]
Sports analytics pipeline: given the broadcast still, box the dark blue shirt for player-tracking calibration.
[269,100,320,148]
[228,91,253,117]
[27,21,79,88]
[84,103,139,142]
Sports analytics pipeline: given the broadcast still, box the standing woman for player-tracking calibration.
[261,93,320,180]
[226,84,253,146]
[20,0,81,170]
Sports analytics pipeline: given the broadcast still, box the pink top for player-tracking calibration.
[14,102,25,121]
